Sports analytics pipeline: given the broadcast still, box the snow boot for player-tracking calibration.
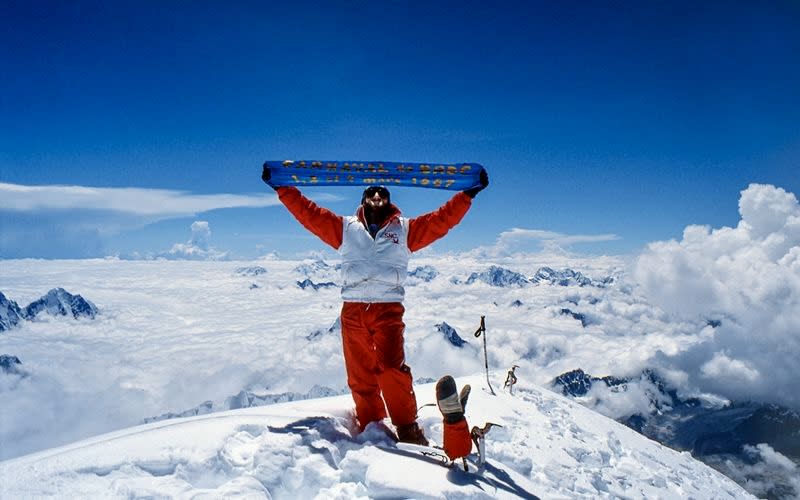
[396,421,429,446]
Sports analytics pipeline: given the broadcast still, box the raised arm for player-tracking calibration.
[263,165,343,249]
[275,187,344,249]
[407,168,488,252]
[407,192,472,252]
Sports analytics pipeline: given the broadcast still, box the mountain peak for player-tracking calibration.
[23,288,98,320]
[0,375,751,499]
[435,322,468,347]
[0,292,24,331]
[465,266,530,287]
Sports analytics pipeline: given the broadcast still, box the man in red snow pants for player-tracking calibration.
[262,165,488,449]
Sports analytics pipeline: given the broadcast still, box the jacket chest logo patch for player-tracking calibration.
[382,231,400,244]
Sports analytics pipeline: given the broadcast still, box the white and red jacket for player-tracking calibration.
[276,186,473,302]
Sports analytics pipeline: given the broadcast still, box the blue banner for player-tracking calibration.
[264,160,485,191]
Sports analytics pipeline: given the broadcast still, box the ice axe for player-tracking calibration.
[473,315,495,395]
[504,365,519,394]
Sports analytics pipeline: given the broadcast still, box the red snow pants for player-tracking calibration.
[340,302,418,431]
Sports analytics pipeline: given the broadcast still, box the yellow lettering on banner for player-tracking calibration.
[433,179,443,187]
[310,176,318,183]
[460,165,472,174]
[311,161,323,169]
[434,165,445,175]
[421,178,430,186]
[341,163,351,172]
[298,161,307,168]
[447,166,457,175]
[291,175,305,184]
[346,175,356,183]
[420,164,431,174]
[282,160,294,167]
[326,175,339,183]
[378,164,388,173]
[397,164,414,173]
[375,177,402,185]
[411,177,417,184]
[445,179,455,188]
[326,162,338,172]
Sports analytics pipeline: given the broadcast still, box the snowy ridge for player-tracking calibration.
[435,322,470,348]
[464,265,531,287]
[0,292,24,331]
[1,288,97,331]
[0,374,751,499]
[234,266,267,276]
[143,385,347,424]
[296,278,337,291]
[23,287,98,319]
[457,265,614,288]
[531,267,614,287]
[0,354,24,375]
[552,368,800,498]
[408,265,440,283]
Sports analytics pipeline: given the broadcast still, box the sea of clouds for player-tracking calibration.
[635,184,800,408]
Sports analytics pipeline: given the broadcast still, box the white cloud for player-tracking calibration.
[190,221,211,251]
[0,182,286,259]
[635,183,800,407]
[469,227,619,256]
[0,182,280,217]
[162,221,228,260]
[712,444,799,499]
[700,352,760,383]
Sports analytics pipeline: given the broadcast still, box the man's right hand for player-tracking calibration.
[262,163,276,189]
[463,168,489,198]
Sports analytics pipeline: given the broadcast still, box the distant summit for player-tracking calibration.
[234,266,267,277]
[435,322,468,347]
[407,265,439,282]
[1,289,98,332]
[464,266,530,287]
[23,288,98,320]
[296,279,337,291]
[0,354,24,375]
[0,292,24,331]
[459,266,613,288]
[143,385,345,424]
[532,267,613,287]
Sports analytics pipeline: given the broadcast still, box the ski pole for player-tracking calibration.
[473,315,495,395]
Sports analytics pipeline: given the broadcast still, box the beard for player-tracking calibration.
[363,202,391,222]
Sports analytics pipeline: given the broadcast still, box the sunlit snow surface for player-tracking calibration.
[0,375,750,498]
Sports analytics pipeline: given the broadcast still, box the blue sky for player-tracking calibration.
[1,1,798,259]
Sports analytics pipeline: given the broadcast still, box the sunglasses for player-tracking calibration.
[364,186,390,199]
